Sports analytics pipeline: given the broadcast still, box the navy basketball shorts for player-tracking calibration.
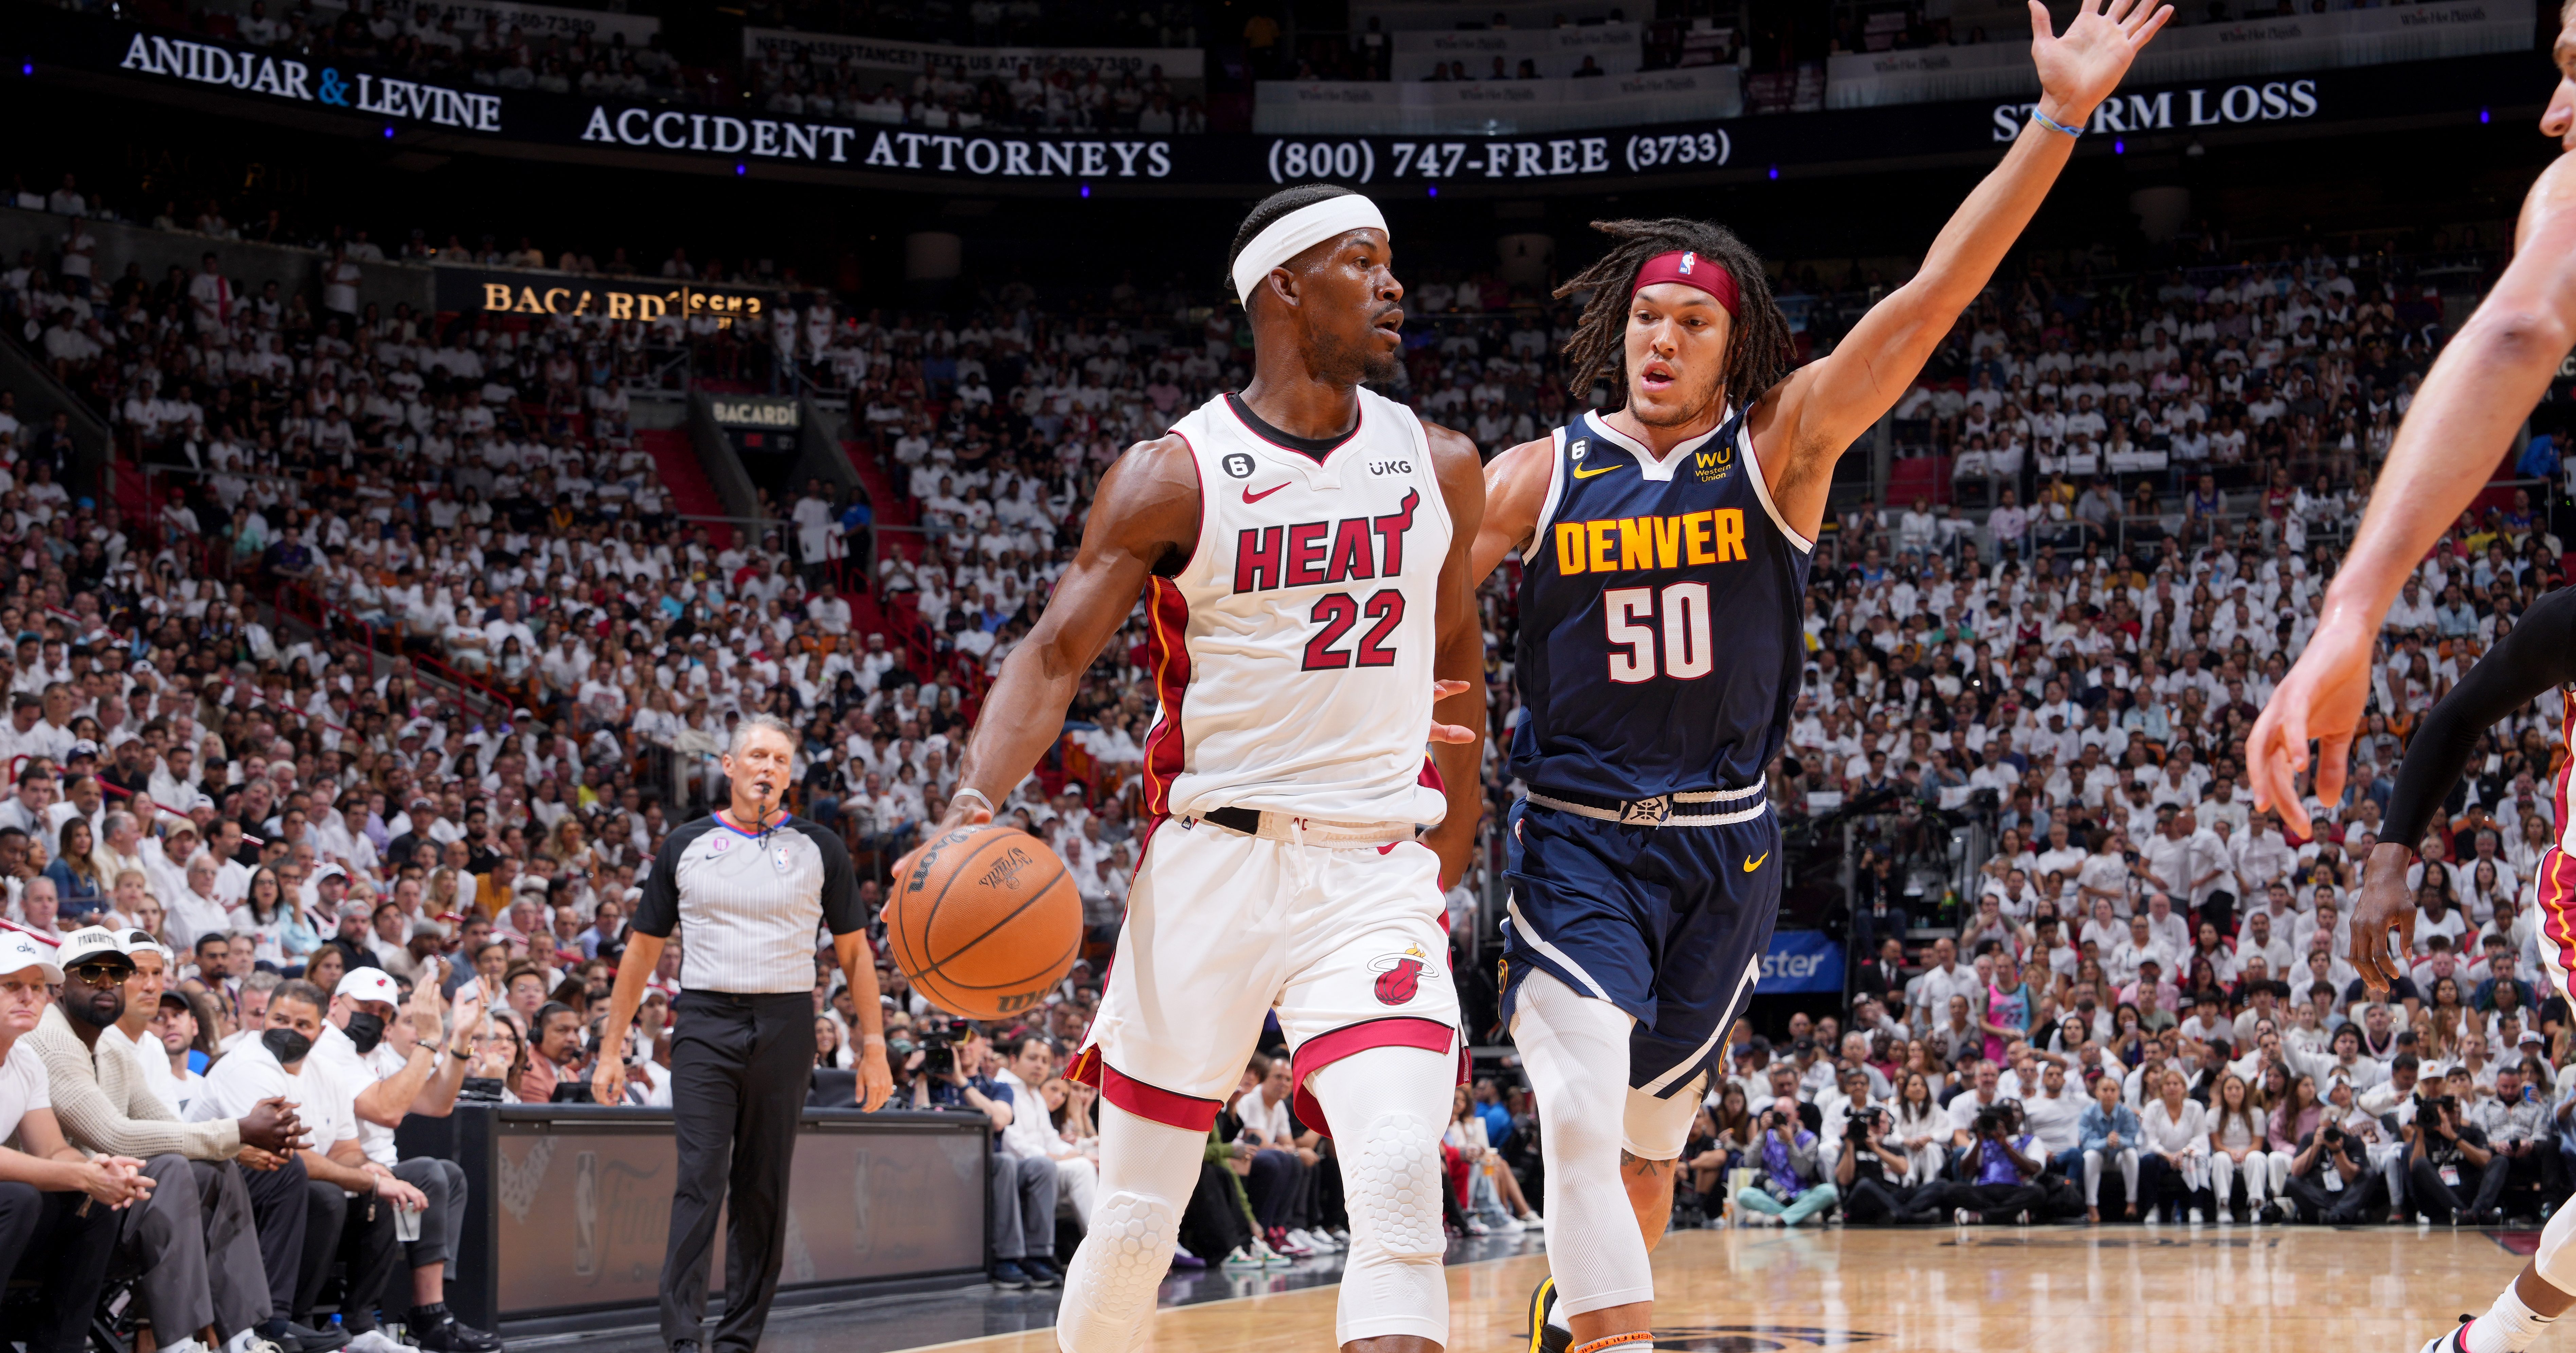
[1498,791,1782,1098]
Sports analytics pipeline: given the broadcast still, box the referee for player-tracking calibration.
[594,714,894,1353]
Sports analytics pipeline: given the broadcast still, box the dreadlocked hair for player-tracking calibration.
[1554,218,1794,412]
[1226,183,1360,303]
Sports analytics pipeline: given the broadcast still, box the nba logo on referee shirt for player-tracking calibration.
[773,845,793,875]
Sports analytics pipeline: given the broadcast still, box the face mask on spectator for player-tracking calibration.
[345,1011,387,1054]
[263,1026,315,1064]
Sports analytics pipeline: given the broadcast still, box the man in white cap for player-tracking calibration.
[190,977,406,1353]
[0,928,153,1353]
[30,926,315,1353]
[309,965,500,1353]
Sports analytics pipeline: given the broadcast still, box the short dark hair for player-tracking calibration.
[270,980,328,1018]
[1225,183,1360,303]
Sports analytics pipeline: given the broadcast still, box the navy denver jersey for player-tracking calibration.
[1507,406,1814,801]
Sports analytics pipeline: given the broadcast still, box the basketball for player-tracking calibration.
[885,824,1084,1022]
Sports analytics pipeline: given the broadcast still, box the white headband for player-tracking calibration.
[1229,194,1390,306]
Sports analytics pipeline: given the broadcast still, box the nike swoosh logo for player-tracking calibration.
[1743,852,1769,872]
[1242,484,1287,503]
[1572,463,1627,479]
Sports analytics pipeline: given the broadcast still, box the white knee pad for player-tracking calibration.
[2534,1197,2576,1294]
[1622,1073,1705,1162]
[1345,1110,1445,1260]
[1057,1190,1176,1352]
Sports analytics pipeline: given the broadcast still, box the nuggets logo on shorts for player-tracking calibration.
[1370,944,1430,1005]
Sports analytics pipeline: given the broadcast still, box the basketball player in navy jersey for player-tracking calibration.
[1465,4,2170,1349]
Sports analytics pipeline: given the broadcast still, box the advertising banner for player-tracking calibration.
[1760,930,1845,995]
[431,264,776,326]
[29,9,2535,195]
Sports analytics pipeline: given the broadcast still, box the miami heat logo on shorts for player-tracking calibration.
[1369,943,1431,1006]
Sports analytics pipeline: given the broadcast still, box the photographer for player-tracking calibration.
[1831,1101,1929,1225]
[2470,1062,2552,1218]
[911,1026,1055,1289]
[1731,1101,1838,1228]
[1944,1102,2051,1225]
[2409,1069,2506,1225]
[2284,1086,2385,1224]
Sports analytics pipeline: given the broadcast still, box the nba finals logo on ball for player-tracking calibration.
[975,845,1037,892]
[885,825,1081,1022]
[1370,944,1430,1006]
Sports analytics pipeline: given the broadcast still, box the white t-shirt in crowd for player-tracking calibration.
[0,1037,49,1142]
[189,1034,359,1179]
[308,1022,407,1167]
[103,1023,183,1117]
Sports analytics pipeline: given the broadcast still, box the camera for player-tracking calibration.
[920,1027,958,1077]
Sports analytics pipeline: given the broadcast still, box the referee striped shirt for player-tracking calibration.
[632,813,866,994]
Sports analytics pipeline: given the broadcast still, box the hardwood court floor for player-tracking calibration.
[891,1224,2539,1353]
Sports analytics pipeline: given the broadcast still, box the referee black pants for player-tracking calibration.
[661,990,814,1353]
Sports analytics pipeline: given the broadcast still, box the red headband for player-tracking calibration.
[1629,249,1739,316]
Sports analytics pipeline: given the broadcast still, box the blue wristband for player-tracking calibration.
[2032,108,2085,137]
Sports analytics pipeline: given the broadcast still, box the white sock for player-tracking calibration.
[1548,1298,1571,1333]
[2465,1285,2558,1353]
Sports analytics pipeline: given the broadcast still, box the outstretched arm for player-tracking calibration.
[2251,150,2576,833]
[1756,0,2170,538]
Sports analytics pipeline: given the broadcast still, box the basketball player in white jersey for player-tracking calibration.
[1464,2,2171,1349]
[2250,10,2576,1352]
[898,185,1485,1353]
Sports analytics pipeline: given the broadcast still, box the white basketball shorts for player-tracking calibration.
[1070,812,1465,1139]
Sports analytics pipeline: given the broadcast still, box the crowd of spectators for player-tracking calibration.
[4,148,2572,1316]
[744,50,1207,134]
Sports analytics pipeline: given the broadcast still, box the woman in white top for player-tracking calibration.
[2139,1067,2211,1223]
[1889,1071,1950,1188]
[2205,1072,2274,1222]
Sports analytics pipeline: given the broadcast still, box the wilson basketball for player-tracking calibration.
[885,825,1084,1022]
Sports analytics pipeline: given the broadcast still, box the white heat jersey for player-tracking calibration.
[1139,388,1451,826]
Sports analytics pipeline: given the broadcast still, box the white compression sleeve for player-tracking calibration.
[1055,1101,1205,1353]
[1306,1044,1456,1348]
[1512,967,1653,1318]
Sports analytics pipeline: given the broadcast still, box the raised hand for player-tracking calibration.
[2028,0,2174,126]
